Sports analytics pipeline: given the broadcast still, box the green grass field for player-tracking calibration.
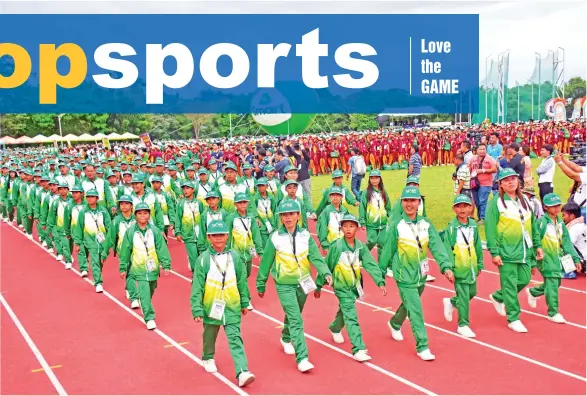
[309,158,574,237]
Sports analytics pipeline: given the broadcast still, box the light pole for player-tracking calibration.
[485,55,492,119]
[57,114,66,149]
[515,81,520,121]
[535,52,541,120]
[527,79,534,120]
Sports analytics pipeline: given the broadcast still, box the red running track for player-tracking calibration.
[2,219,586,395]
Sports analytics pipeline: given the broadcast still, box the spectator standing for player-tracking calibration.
[273,150,291,182]
[520,144,535,187]
[536,144,555,200]
[453,154,472,200]
[507,143,525,187]
[408,145,422,178]
[347,148,365,200]
[469,144,497,223]
[554,152,587,220]
[461,141,474,166]
[286,142,312,200]
[562,202,586,274]
[487,132,503,160]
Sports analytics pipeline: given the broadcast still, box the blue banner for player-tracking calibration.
[0,14,479,114]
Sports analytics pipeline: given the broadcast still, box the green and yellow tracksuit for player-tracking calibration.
[486,194,541,323]
[174,197,204,271]
[103,213,136,297]
[317,238,385,354]
[191,248,251,379]
[251,192,277,238]
[33,186,50,245]
[0,174,7,218]
[276,194,314,230]
[315,184,357,217]
[317,204,348,250]
[226,211,264,277]
[195,182,214,206]
[81,177,116,212]
[441,218,484,327]
[529,215,581,317]
[238,176,256,196]
[197,207,228,254]
[11,178,21,225]
[40,193,58,250]
[19,181,34,234]
[118,222,171,322]
[379,212,452,353]
[130,191,165,232]
[154,190,176,236]
[257,225,332,364]
[266,177,281,200]
[359,188,391,254]
[70,201,88,272]
[390,197,427,222]
[47,196,73,264]
[217,181,248,214]
[73,204,112,286]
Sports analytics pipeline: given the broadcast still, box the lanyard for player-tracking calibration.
[238,216,253,243]
[407,222,424,253]
[458,227,473,262]
[552,220,564,252]
[515,199,527,232]
[288,230,303,272]
[210,252,230,290]
[200,183,209,194]
[137,230,153,259]
[187,199,199,224]
[88,209,101,230]
[345,250,360,286]
[259,198,271,217]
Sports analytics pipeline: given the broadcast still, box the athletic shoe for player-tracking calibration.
[386,269,394,278]
[353,350,371,362]
[507,320,528,333]
[417,349,436,361]
[131,300,140,309]
[426,274,436,282]
[95,284,104,293]
[47,248,54,254]
[56,254,63,262]
[27,234,33,240]
[126,290,130,300]
[81,270,88,278]
[146,320,157,330]
[526,288,537,309]
[443,298,454,322]
[331,331,344,344]
[280,338,295,355]
[202,359,217,373]
[64,262,72,270]
[387,321,403,341]
[457,326,476,338]
[42,241,47,247]
[297,359,314,373]
[548,313,566,324]
[238,372,255,387]
[489,294,506,316]
[247,302,253,311]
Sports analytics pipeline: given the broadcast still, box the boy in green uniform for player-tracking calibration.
[277,180,315,229]
[379,186,454,361]
[151,175,176,238]
[526,193,582,324]
[118,202,172,329]
[441,194,483,338]
[315,170,359,216]
[257,200,333,372]
[197,191,228,254]
[174,180,204,272]
[238,164,256,196]
[263,165,281,199]
[73,189,112,292]
[316,214,386,362]
[251,177,277,239]
[33,175,50,247]
[48,182,73,268]
[317,186,349,253]
[41,179,59,253]
[190,220,255,387]
[69,185,88,276]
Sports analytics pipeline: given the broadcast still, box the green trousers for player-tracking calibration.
[277,283,309,363]
[53,231,72,263]
[77,245,88,272]
[491,262,531,323]
[16,204,23,226]
[367,227,384,260]
[126,274,139,301]
[0,201,6,217]
[450,280,477,327]
[44,226,54,250]
[185,241,199,272]
[203,322,249,378]
[390,284,428,353]
[86,246,103,286]
[36,220,45,243]
[6,201,14,221]
[138,279,157,321]
[529,277,561,317]
[330,289,365,354]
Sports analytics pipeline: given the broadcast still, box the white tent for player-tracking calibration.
[63,134,78,142]
[31,134,49,143]
[46,134,63,142]
[93,133,107,140]
[76,133,96,142]
[107,133,123,140]
[120,132,139,140]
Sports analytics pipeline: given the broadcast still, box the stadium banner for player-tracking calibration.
[0,14,479,114]
[140,133,152,148]
[102,138,111,149]
[571,96,586,119]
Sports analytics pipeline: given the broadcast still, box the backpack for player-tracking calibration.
[354,156,366,176]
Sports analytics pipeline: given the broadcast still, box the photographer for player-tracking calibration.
[562,202,586,274]
[286,141,312,200]
[536,144,555,200]
[554,152,586,219]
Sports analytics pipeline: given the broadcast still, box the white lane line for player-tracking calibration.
[4,223,247,396]
[0,294,68,396]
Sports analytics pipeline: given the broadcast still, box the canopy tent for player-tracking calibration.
[14,136,34,144]
[2,132,145,145]
[120,132,139,140]
[31,134,49,143]
[46,134,63,142]
[76,133,96,141]
[0,136,18,145]
[93,133,107,140]
[63,134,79,142]
[107,132,123,140]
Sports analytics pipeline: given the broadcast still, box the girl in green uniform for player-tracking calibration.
[175,180,204,272]
[317,186,348,253]
[359,170,391,258]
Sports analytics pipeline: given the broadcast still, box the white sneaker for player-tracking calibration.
[202,359,217,373]
[42,241,47,247]
[3,218,8,223]
[27,234,33,240]
[426,274,436,282]
[548,313,566,324]
[47,248,54,254]
[81,270,88,278]
[95,284,104,293]
[508,320,528,333]
[297,359,314,373]
[386,268,394,278]
[417,349,436,361]
[247,302,253,311]
[387,322,404,341]
[443,298,454,322]
[56,255,63,262]
[457,326,476,338]
[64,262,72,270]
[280,338,295,355]
[526,288,537,309]
[353,350,371,362]
[131,300,140,309]
[146,320,157,330]
[126,290,130,300]
[238,371,255,387]
[331,331,344,344]
[18,224,24,229]
[489,294,506,317]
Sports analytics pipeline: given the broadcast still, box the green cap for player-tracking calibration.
[224,161,237,171]
[181,180,195,189]
[122,169,133,176]
[131,174,145,184]
[498,168,518,181]
[197,169,208,175]
[543,193,562,207]
[235,192,250,203]
[207,220,229,235]
[522,186,537,196]
[58,181,70,189]
[406,176,420,185]
[151,175,163,183]
[256,177,268,186]
[340,213,360,226]
[85,188,99,197]
[369,169,382,177]
[192,158,201,164]
[400,186,421,200]
[155,158,165,165]
[284,165,298,174]
[242,163,252,170]
[332,170,344,178]
[264,165,275,172]
[185,166,195,172]
[329,186,344,196]
[118,195,133,203]
[453,194,473,206]
[48,178,59,185]
[277,199,301,214]
[134,202,150,212]
[284,179,298,188]
[205,191,220,199]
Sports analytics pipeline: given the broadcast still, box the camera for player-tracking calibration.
[570,138,586,166]
[467,130,484,148]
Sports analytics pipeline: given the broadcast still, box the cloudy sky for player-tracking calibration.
[1,0,585,85]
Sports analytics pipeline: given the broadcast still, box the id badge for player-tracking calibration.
[356,283,365,301]
[523,231,533,248]
[560,255,576,274]
[298,274,317,294]
[146,258,157,272]
[420,258,430,276]
[249,247,257,257]
[96,232,106,243]
[265,221,273,233]
[163,214,170,226]
[209,299,226,321]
